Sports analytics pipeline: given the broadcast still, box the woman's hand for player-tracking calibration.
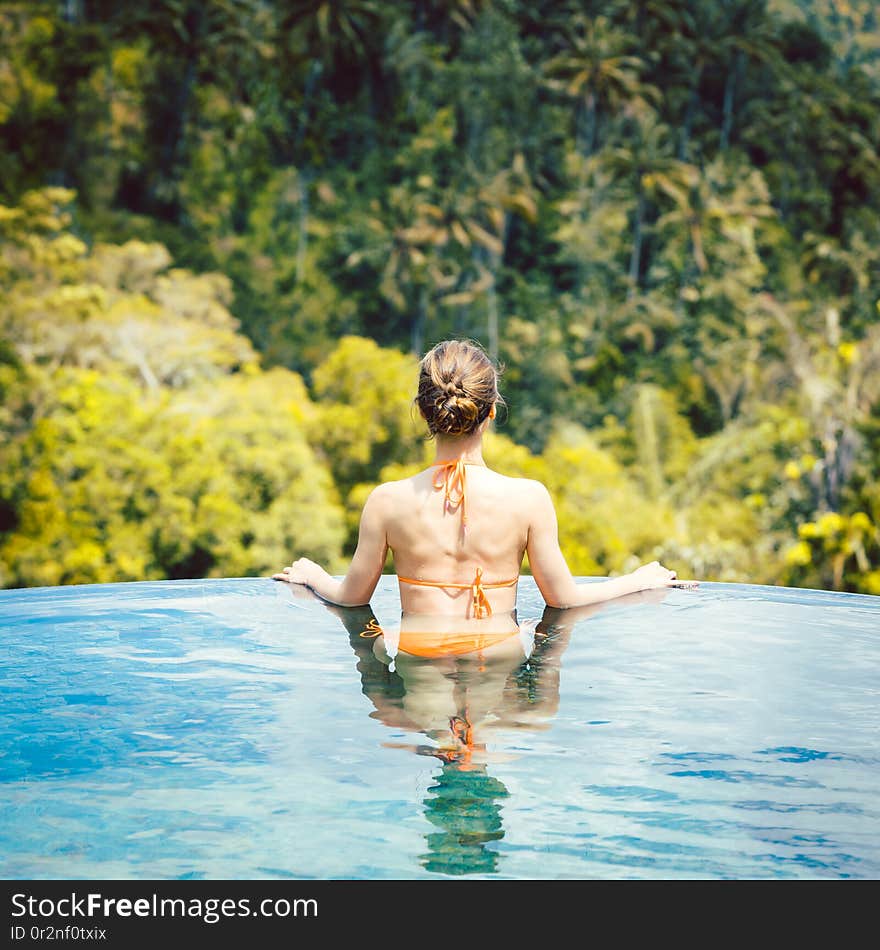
[630,560,696,590]
[272,557,320,586]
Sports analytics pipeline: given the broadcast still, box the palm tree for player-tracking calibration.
[346,179,462,354]
[427,154,538,359]
[654,156,773,285]
[272,1,391,290]
[652,157,775,422]
[720,1,783,151]
[543,15,655,157]
[614,0,713,159]
[603,111,693,297]
[410,0,495,37]
[278,0,385,71]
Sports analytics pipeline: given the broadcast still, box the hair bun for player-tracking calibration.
[433,392,478,435]
[416,340,503,437]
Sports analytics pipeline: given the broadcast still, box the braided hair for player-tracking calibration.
[416,340,503,436]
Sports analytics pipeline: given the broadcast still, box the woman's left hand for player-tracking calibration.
[272,557,319,586]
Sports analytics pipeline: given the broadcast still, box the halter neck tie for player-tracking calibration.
[432,459,469,530]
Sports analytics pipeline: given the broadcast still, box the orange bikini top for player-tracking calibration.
[397,459,518,619]
[398,567,517,619]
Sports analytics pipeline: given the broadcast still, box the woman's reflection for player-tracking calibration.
[283,585,667,875]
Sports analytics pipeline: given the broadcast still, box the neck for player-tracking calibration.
[433,431,486,465]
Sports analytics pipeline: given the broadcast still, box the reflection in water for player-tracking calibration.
[422,761,508,875]
[368,611,542,875]
[293,589,667,876]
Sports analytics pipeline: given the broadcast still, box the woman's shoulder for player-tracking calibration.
[477,469,550,507]
[486,469,548,494]
[367,471,426,502]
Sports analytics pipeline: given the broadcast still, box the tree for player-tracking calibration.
[0,187,347,588]
[543,14,653,157]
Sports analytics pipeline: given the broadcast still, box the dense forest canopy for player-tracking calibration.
[1,0,878,593]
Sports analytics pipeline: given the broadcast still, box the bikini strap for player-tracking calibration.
[398,567,518,619]
[431,459,468,530]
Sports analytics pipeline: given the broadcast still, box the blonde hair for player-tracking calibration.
[416,340,503,437]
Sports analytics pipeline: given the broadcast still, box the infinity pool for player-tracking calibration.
[1,577,878,879]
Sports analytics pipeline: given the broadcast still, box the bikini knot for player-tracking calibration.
[359,618,383,638]
[471,566,491,619]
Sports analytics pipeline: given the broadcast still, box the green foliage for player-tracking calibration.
[0,362,348,587]
[0,189,258,389]
[0,188,346,587]
[784,511,880,594]
[309,336,423,548]
[311,335,423,481]
[535,423,677,576]
[0,363,347,588]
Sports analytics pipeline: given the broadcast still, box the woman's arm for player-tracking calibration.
[272,485,390,607]
[525,481,684,608]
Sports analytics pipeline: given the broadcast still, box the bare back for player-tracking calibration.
[378,464,538,617]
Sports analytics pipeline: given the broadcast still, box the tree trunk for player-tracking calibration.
[411,286,427,355]
[295,169,311,284]
[486,213,508,360]
[634,385,664,499]
[578,95,597,156]
[149,4,205,219]
[628,185,645,297]
[678,70,702,160]
[487,278,498,362]
[720,50,742,151]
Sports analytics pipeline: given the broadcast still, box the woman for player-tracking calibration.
[274,339,692,612]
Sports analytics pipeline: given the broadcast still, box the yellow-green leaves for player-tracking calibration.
[0,364,347,587]
[311,335,423,489]
[785,510,879,592]
[0,190,346,587]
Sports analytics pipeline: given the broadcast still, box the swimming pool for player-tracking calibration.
[1,576,878,879]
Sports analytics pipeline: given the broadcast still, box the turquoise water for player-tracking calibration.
[1,576,878,879]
